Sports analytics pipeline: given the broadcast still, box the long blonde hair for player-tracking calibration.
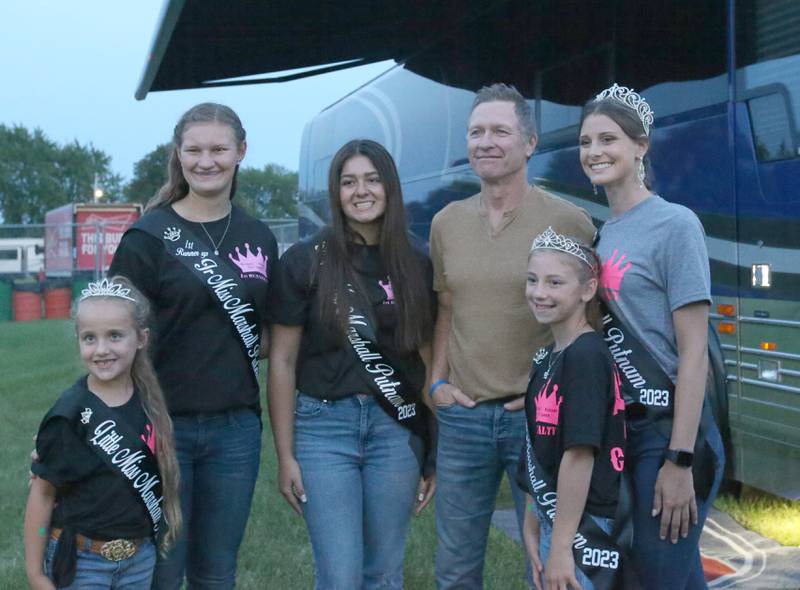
[75,276,182,551]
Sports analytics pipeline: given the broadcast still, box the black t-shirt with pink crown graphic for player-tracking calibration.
[520,331,627,518]
[110,205,278,415]
[270,232,434,401]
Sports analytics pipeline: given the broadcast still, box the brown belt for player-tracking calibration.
[50,527,148,561]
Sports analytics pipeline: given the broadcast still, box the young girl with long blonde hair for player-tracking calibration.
[24,276,180,589]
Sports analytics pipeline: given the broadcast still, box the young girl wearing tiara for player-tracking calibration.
[520,228,627,590]
[24,276,181,590]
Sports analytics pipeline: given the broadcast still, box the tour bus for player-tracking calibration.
[297,0,800,499]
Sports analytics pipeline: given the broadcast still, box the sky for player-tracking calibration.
[0,2,394,182]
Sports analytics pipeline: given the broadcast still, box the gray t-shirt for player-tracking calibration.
[597,195,711,383]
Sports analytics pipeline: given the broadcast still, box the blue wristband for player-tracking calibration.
[428,379,449,397]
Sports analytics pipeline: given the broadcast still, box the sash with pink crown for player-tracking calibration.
[524,352,634,589]
[134,207,263,389]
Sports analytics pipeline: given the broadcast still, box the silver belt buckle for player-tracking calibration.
[99,538,137,561]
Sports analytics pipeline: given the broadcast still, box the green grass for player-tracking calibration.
[0,320,528,589]
[715,490,800,547]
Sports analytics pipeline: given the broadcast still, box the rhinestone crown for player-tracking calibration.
[79,278,136,302]
[595,83,654,136]
[530,227,594,270]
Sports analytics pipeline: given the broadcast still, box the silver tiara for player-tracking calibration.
[530,227,594,270]
[79,278,136,302]
[595,83,654,136]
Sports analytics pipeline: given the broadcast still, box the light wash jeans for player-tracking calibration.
[434,401,529,590]
[627,417,725,589]
[294,393,423,590]
[46,536,156,589]
[152,408,261,590]
[535,509,614,590]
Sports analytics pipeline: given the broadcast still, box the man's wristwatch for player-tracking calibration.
[664,449,694,468]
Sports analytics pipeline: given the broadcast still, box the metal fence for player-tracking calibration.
[0,218,298,322]
[265,218,299,255]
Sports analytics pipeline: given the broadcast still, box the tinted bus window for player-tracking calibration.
[737,0,800,161]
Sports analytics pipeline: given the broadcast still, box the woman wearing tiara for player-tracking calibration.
[578,85,724,589]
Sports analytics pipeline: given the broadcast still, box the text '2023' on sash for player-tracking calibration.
[342,288,431,459]
[524,432,629,587]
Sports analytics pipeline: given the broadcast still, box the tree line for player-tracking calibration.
[0,124,298,224]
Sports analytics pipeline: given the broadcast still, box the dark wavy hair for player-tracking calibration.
[146,103,246,211]
[313,139,433,351]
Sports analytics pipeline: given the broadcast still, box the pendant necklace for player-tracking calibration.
[543,348,564,380]
[199,208,232,256]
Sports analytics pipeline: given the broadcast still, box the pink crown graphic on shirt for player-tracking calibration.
[378,278,395,303]
[229,243,268,279]
[140,423,156,454]
[600,249,632,301]
[535,382,563,425]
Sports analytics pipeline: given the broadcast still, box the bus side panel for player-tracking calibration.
[731,102,800,499]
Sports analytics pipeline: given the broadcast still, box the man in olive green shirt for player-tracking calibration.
[429,83,596,589]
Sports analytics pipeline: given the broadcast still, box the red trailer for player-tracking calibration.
[44,203,142,277]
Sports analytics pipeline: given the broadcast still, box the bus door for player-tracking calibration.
[732,0,800,499]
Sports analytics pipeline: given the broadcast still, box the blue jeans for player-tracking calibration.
[627,417,725,589]
[536,510,614,590]
[152,408,261,590]
[294,393,423,590]
[45,536,156,589]
[434,401,529,590]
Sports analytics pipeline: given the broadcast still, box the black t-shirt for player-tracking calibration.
[32,377,153,540]
[270,233,433,400]
[109,205,278,414]
[521,332,627,518]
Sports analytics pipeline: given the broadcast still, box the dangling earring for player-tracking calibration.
[637,158,646,188]
[592,184,598,196]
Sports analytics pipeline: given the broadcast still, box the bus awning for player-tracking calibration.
[135,0,500,100]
